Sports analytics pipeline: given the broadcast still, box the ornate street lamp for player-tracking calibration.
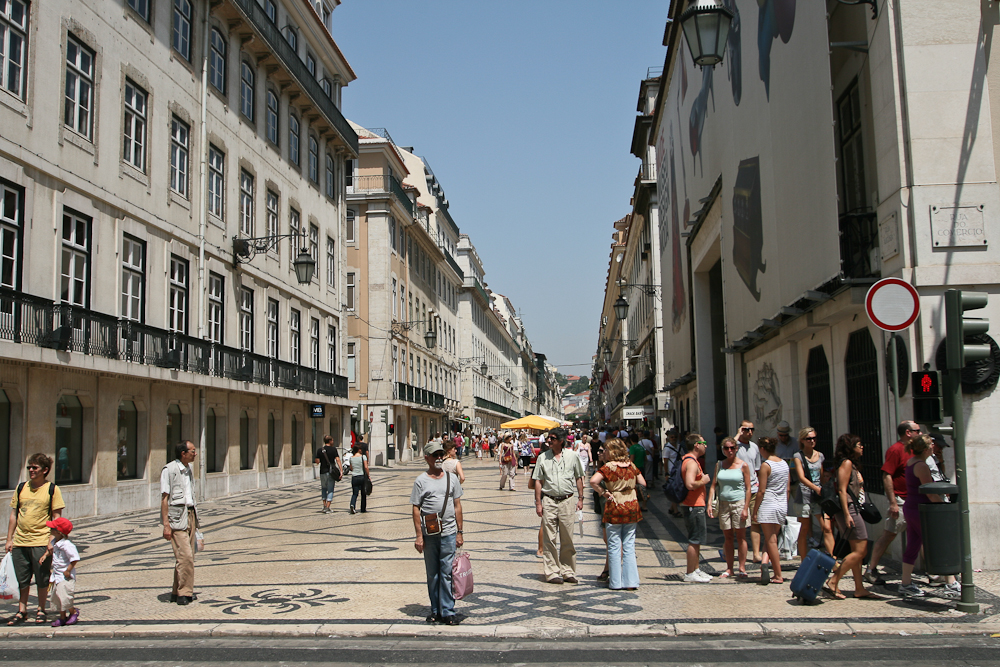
[292,248,316,285]
[480,361,488,376]
[613,295,629,321]
[234,235,315,285]
[423,327,437,349]
[680,0,734,68]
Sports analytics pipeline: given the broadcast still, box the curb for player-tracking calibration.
[3,619,1000,639]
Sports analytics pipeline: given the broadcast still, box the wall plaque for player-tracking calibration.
[930,204,987,247]
[879,212,899,261]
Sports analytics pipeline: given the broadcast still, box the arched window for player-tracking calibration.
[288,114,300,165]
[266,90,279,145]
[205,408,219,473]
[267,413,279,467]
[209,28,226,92]
[240,61,254,121]
[308,135,319,183]
[806,346,833,459]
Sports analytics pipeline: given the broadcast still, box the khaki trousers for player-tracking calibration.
[170,509,197,597]
[541,495,577,579]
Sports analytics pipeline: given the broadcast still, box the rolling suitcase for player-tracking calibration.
[790,548,835,603]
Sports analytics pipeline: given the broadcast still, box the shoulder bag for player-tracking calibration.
[420,471,451,535]
[320,448,342,482]
[847,464,881,524]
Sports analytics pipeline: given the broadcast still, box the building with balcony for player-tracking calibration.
[645,0,1000,566]
[344,124,462,462]
[0,0,358,517]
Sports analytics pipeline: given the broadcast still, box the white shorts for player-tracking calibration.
[885,513,906,534]
[51,579,75,612]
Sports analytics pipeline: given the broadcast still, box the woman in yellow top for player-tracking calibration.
[6,453,65,625]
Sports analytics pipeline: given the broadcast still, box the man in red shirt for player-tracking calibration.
[865,420,921,585]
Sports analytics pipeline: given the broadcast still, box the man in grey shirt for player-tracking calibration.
[411,441,464,625]
[735,420,763,563]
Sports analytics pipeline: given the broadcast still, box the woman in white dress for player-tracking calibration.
[752,437,789,584]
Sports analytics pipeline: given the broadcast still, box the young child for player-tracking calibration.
[40,517,79,627]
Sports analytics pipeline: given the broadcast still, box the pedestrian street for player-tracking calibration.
[4,458,998,634]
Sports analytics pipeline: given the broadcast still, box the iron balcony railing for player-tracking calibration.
[395,382,447,409]
[347,174,414,216]
[627,374,656,406]
[231,0,358,154]
[0,288,348,398]
[442,248,464,279]
[474,396,520,419]
[839,210,880,280]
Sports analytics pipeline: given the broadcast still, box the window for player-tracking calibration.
[310,317,319,369]
[239,287,253,351]
[61,210,90,307]
[172,0,191,60]
[208,272,223,343]
[239,410,251,469]
[308,135,318,183]
[290,308,300,365]
[209,28,226,92]
[838,80,867,213]
[168,255,188,334]
[208,144,224,218]
[345,210,355,242]
[121,235,144,322]
[392,345,398,383]
[240,60,254,120]
[309,223,318,277]
[239,169,254,236]
[266,189,278,240]
[347,342,355,382]
[65,34,94,139]
[266,298,278,358]
[327,324,336,372]
[325,154,335,198]
[117,401,139,480]
[289,114,300,165]
[389,217,396,253]
[0,180,23,290]
[326,236,335,288]
[344,159,354,192]
[205,408,218,473]
[55,395,83,484]
[400,286,405,325]
[126,0,149,21]
[266,90,278,144]
[321,78,331,98]
[267,414,278,467]
[291,414,300,466]
[288,208,300,263]
[1,0,27,99]
[392,278,397,318]
[346,272,355,310]
[283,25,297,51]
[306,53,315,76]
[265,0,276,22]
[170,116,189,197]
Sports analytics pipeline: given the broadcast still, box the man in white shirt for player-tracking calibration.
[639,432,655,480]
[734,420,763,563]
[160,440,198,605]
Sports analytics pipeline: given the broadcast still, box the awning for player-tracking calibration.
[500,415,561,430]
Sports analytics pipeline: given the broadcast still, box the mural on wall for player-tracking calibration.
[668,128,687,334]
[757,0,797,99]
[689,66,715,171]
[752,361,783,432]
[724,0,742,106]
[732,156,766,300]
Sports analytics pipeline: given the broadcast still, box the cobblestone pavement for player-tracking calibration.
[3,458,999,637]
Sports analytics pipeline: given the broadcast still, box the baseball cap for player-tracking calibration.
[776,421,791,434]
[46,517,73,536]
[423,441,445,456]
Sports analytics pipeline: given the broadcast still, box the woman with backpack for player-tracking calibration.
[791,427,834,559]
[707,437,751,578]
[824,433,876,599]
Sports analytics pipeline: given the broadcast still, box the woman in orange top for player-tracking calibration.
[590,438,645,590]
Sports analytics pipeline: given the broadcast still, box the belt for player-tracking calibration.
[543,494,573,502]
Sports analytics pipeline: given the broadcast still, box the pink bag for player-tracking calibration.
[452,550,474,600]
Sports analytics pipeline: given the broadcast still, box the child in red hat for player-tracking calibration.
[41,517,79,626]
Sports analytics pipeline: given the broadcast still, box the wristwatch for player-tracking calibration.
[457,529,463,533]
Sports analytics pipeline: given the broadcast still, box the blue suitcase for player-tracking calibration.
[790,549,835,603]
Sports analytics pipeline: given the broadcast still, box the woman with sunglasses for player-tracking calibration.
[590,438,644,589]
[707,437,751,578]
[752,437,789,584]
[825,434,875,599]
[791,427,834,559]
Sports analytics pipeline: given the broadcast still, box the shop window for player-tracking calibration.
[0,390,9,488]
[117,400,139,480]
[166,404,182,458]
[55,396,83,484]
[206,408,219,473]
[239,410,252,469]
[267,413,279,467]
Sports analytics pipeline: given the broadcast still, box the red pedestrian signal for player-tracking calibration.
[912,369,942,424]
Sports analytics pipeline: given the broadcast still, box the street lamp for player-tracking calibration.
[423,328,437,349]
[292,248,316,284]
[480,361,488,376]
[613,295,629,321]
[505,377,512,389]
[680,0,734,68]
[234,235,315,285]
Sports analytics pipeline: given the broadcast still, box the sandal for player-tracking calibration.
[597,569,609,582]
[770,577,785,584]
[34,610,47,624]
[6,611,27,626]
[719,571,732,579]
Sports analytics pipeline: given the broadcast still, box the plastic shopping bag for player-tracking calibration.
[452,551,474,600]
[0,552,17,600]
[778,519,800,560]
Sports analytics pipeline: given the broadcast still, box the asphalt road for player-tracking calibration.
[2,635,999,665]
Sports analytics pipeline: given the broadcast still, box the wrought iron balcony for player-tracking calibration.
[442,249,464,279]
[0,288,348,399]
[347,174,414,216]
[627,374,656,406]
[395,382,446,409]
[474,396,520,419]
[839,210,880,280]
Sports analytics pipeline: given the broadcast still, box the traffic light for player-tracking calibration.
[945,289,990,369]
[912,368,942,424]
[388,423,395,435]
[380,409,388,424]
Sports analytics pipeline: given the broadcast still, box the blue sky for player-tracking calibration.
[331,1,668,376]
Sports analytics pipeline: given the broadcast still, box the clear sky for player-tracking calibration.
[330,1,668,376]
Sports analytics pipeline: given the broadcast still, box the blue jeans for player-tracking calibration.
[606,523,639,589]
[422,532,457,617]
[320,473,335,502]
[350,476,367,511]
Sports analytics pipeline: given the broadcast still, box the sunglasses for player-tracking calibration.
[696,441,707,445]
[741,427,754,432]
[802,436,816,441]
[26,465,41,471]
[722,446,737,451]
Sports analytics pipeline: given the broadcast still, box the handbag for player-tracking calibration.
[452,550,474,600]
[364,476,373,496]
[847,464,881,524]
[320,448,342,482]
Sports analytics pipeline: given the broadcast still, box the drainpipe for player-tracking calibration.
[197,1,211,492]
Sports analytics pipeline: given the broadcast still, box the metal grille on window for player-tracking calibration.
[806,345,834,460]
[845,328,884,494]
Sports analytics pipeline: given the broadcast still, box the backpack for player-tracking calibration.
[818,474,842,516]
[664,453,690,503]
[15,481,57,517]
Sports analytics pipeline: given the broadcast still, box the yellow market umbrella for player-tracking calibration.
[500,415,561,430]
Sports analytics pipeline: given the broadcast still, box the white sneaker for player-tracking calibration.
[899,583,925,597]
[942,581,961,598]
[684,571,709,583]
[697,569,714,582]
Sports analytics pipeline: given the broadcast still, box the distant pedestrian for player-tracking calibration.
[442,440,466,484]
[42,517,79,627]
[707,437,751,578]
[532,428,585,584]
[314,435,342,514]
[662,430,682,517]
[680,434,712,583]
[348,444,369,514]
[411,441,464,625]
[576,435,591,472]
[752,437,788,584]
[518,434,533,469]
[590,438,644,590]
[498,436,517,491]
[825,434,875,599]
[161,441,198,605]
[6,453,64,625]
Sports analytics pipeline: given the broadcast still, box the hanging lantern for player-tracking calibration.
[680,0,734,68]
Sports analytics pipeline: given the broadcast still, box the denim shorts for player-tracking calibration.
[320,472,336,501]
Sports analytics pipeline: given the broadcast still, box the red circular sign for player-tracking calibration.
[865,278,920,332]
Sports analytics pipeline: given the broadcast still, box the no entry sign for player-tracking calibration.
[866,278,920,332]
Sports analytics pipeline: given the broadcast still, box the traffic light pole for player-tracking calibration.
[944,289,982,614]
[889,333,900,423]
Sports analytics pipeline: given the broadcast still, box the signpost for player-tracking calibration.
[866,278,921,423]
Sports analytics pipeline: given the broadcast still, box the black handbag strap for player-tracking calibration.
[441,470,451,516]
[320,447,332,470]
